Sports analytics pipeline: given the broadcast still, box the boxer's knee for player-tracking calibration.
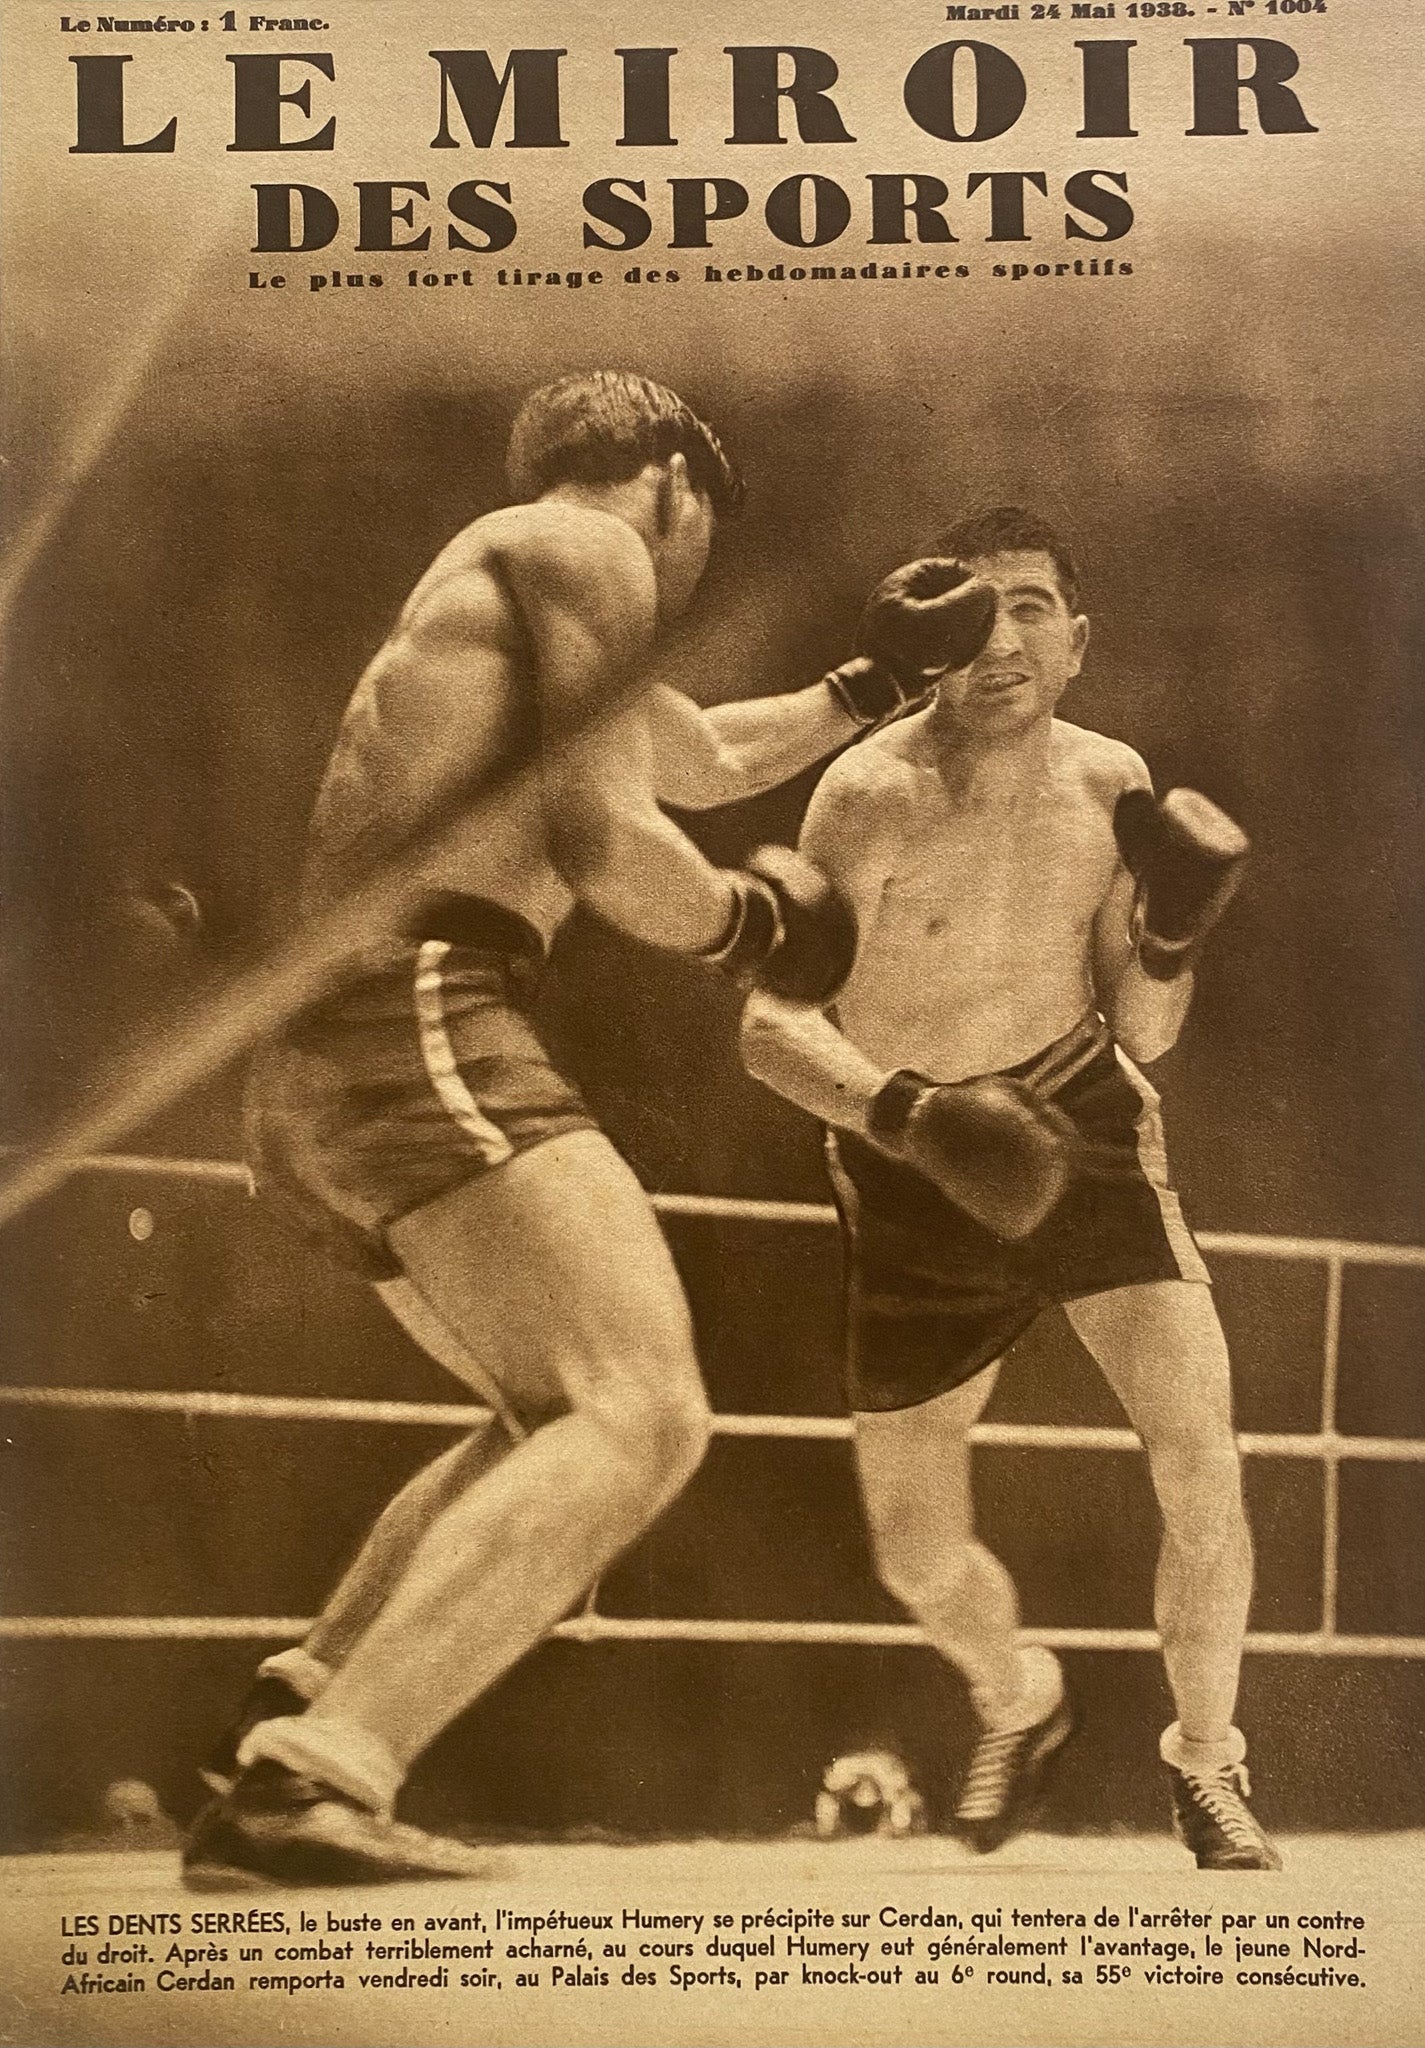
[1142,1413,1248,1562]
[637,1373,713,1491]
[563,1331,711,1498]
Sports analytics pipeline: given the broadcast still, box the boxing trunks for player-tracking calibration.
[826,1011,1210,1412]
[245,895,598,1280]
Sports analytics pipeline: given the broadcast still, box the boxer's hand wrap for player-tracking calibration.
[867,1068,1075,1241]
[826,558,998,727]
[1113,786,1250,981]
[703,844,858,1007]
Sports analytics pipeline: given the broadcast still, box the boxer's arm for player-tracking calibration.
[500,525,736,951]
[649,558,998,810]
[648,680,860,811]
[742,990,891,1134]
[1092,821,1194,1064]
[745,748,1074,1240]
[739,757,899,1131]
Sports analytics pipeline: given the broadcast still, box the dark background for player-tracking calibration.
[2,277,1422,1847]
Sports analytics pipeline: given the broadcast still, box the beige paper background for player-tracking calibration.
[1,0,1422,2042]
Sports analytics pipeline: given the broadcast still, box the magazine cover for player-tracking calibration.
[1,0,1421,2043]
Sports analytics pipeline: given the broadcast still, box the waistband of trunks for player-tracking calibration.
[405,891,548,962]
[1006,1009,1111,1096]
[889,1010,1110,1103]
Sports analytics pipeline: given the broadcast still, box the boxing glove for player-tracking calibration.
[827,558,999,727]
[704,844,858,1007]
[1113,787,1250,981]
[867,1068,1075,1241]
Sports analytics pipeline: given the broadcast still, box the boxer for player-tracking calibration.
[185,374,997,1887]
[742,505,1277,1871]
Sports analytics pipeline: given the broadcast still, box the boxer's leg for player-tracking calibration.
[854,1365,1069,1851]
[1066,1279,1278,1867]
[304,1415,516,1674]
[854,1368,1029,1721]
[201,1234,529,1788]
[301,1272,530,1671]
[1065,1280,1249,1743]
[242,1127,710,1804]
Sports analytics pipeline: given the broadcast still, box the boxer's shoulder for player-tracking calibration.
[799,741,922,899]
[809,727,924,834]
[484,496,654,571]
[405,501,657,648]
[1052,719,1151,807]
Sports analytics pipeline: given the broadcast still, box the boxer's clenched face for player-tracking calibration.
[932,549,1088,738]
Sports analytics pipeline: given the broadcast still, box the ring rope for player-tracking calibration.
[7,1147,1425,1269]
[6,1154,1421,1661]
[3,1384,1421,1465]
[0,1614,1419,1658]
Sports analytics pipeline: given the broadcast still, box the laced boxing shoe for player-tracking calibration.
[182,1759,497,1890]
[951,1649,1075,1853]
[200,1672,310,1795]
[1160,1724,1282,1871]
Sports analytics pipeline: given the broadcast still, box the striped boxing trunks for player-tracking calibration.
[826,1011,1210,1413]
[244,895,598,1280]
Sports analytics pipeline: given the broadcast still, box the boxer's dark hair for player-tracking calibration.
[932,506,1080,610]
[507,371,745,518]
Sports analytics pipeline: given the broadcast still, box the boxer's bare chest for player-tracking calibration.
[839,751,1119,1077]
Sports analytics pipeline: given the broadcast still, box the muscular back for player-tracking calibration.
[301,501,658,946]
[814,716,1145,1079]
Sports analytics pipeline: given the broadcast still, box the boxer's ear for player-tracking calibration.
[655,451,690,534]
[1069,613,1089,676]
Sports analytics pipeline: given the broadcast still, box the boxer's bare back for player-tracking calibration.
[301,500,664,945]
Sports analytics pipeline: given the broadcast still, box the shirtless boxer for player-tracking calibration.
[742,506,1280,1871]
[183,373,997,1888]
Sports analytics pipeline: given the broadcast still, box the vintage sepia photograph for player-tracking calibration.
[1,1,1421,2042]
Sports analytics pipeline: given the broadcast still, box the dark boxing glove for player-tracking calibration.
[1113,787,1250,981]
[827,558,999,727]
[704,844,858,1006]
[867,1068,1075,1241]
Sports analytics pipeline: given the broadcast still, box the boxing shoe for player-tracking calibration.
[200,1673,309,1796]
[828,559,999,726]
[182,1760,495,1890]
[952,1655,1074,1854]
[1161,1725,1282,1871]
